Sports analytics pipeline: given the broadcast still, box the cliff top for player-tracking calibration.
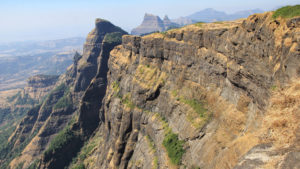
[143,11,300,39]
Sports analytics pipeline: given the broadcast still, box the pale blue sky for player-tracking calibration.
[0,0,299,42]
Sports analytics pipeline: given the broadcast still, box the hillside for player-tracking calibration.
[1,7,300,169]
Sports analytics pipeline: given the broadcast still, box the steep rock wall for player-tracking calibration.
[83,12,300,169]
[8,19,127,169]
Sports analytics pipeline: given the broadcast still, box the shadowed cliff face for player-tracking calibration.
[79,12,299,169]
[37,21,127,169]
[6,19,127,169]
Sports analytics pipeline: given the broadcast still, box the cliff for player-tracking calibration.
[2,10,300,169]
[75,12,300,169]
[3,19,127,169]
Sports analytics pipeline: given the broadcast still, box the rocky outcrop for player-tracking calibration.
[131,14,179,35]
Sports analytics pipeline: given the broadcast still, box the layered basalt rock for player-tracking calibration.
[82,12,300,169]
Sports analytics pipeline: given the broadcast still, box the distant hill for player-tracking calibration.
[0,37,85,58]
[131,8,264,35]
[186,8,264,22]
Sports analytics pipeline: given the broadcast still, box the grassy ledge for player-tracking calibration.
[272,5,300,19]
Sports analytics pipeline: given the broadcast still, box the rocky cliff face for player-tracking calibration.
[79,12,299,169]
[4,19,127,169]
[3,11,300,169]
[131,14,179,35]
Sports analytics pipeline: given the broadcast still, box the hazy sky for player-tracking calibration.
[0,0,299,43]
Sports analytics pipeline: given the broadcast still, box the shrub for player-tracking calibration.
[104,32,123,44]
[162,132,185,165]
[272,5,300,19]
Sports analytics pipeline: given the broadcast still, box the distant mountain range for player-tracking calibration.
[131,8,264,35]
[0,37,85,58]
[186,8,264,22]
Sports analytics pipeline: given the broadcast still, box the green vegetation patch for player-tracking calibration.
[72,164,85,169]
[272,5,300,19]
[27,160,39,169]
[194,22,205,27]
[181,99,207,118]
[154,113,185,165]
[122,93,135,109]
[104,32,123,44]
[53,84,72,110]
[112,81,121,98]
[171,90,211,129]
[43,116,79,162]
[163,131,185,165]
[44,128,76,160]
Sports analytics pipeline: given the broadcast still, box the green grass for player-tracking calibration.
[112,81,121,98]
[270,85,277,91]
[162,131,185,165]
[153,156,158,169]
[122,94,135,109]
[27,160,39,169]
[44,127,76,160]
[154,113,185,165]
[78,141,97,161]
[72,163,85,169]
[53,86,72,110]
[180,99,207,118]
[272,5,300,19]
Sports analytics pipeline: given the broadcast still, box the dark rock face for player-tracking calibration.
[74,19,127,92]
[131,13,179,35]
[38,20,127,169]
